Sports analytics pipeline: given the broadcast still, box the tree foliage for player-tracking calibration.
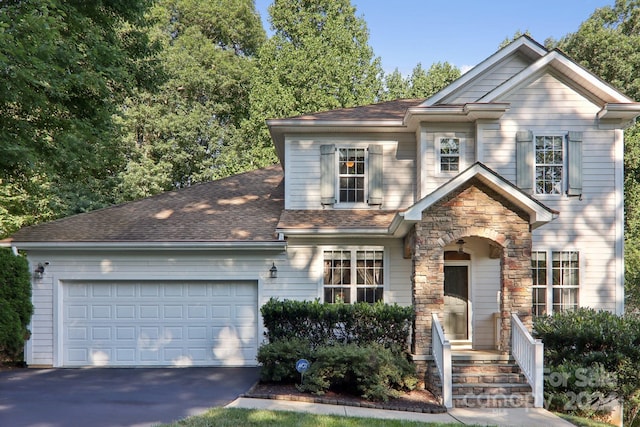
[380,62,460,101]
[116,0,266,201]
[551,0,640,310]
[0,0,154,238]
[0,249,33,361]
[243,0,383,166]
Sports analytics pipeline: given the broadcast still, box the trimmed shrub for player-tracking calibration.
[260,298,414,350]
[534,308,640,424]
[256,338,312,383]
[297,343,417,402]
[0,249,33,361]
[0,300,24,358]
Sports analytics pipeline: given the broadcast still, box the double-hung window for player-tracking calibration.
[531,250,580,315]
[516,131,582,196]
[323,249,384,303]
[338,148,366,203]
[535,135,564,194]
[320,144,383,206]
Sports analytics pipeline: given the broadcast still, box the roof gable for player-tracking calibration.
[423,35,637,109]
[478,50,635,105]
[402,163,556,230]
[422,36,547,106]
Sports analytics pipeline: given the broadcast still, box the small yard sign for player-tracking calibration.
[296,358,310,385]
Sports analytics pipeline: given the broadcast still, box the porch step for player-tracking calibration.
[450,355,533,408]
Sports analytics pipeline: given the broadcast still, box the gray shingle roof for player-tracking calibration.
[10,165,284,243]
[277,209,399,231]
[278,98,426,122]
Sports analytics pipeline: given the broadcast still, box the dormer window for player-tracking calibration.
[439,137,460,172]
[320,144,383,207]
[338,148,365,203]
[435,134,465,175]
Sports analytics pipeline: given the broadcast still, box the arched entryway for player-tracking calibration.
[410,178,534,359]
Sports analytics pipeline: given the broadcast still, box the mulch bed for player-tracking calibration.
[243,382,447,414]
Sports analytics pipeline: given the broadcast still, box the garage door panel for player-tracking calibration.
[92,284,112,297]
[140,285,160,297]
[187,285,207,297]
[117,327,135,340]
[62,281,257,367]
[91,306,111,319]
[116,285,135,297]
[116,305,135,319]
[67,305,88,319]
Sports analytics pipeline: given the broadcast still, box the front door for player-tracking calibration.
[444,264,470,341]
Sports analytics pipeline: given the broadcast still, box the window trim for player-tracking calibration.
[435,133,465,175]
[531,249,581,315]
[534,133,566,196]
[321,246,386,304]
[336,147,368,207]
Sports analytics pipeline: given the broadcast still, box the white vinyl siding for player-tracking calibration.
[480,72,620,313]
[285,134,416,210]
[418,125,474,197]
[440,53,531,104]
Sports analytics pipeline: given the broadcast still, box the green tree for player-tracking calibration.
[381,68,410,101]
[552,0,640,310]
[0,0,154,238]
[117,0,266,200]
[0,249,32,361]
[242,0,383,167]
[380,62,460,101]
[406,62,460,98]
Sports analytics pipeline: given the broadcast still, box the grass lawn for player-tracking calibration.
[555,413,615,427]
[157,407,465,427]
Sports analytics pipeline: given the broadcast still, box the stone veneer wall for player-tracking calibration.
[410,178,533,379]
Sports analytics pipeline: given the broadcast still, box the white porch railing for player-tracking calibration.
[511,313,544,408]
[431,313,452,408]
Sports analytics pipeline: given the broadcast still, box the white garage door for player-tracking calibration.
[62,281,258,367]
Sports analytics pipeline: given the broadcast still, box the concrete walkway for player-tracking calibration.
[227,397,576,427]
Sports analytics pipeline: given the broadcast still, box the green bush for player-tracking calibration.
[298,343,417,402]
[534,308,640,424]
[0,248,33,362]
[0,300,24,357]
[256,338,312,383]
[260,298,414,350]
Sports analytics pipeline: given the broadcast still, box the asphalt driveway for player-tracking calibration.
[0,367,260,427]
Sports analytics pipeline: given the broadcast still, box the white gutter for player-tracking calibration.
[9,241,287,251]
[266,119,403,128]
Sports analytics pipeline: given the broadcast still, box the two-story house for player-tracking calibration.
[5,36,640,406]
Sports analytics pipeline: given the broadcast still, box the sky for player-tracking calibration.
[254,0,614,75]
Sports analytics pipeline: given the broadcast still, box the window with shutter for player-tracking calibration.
[320,145,336,205]
[566,132,582,196]
[516,131,583,196]
[516,130,534,194]
[321,144,383,207]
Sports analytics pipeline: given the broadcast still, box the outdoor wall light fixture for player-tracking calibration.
[269,262,278,278]
[33,262,49,279]
[456,239,466,254]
